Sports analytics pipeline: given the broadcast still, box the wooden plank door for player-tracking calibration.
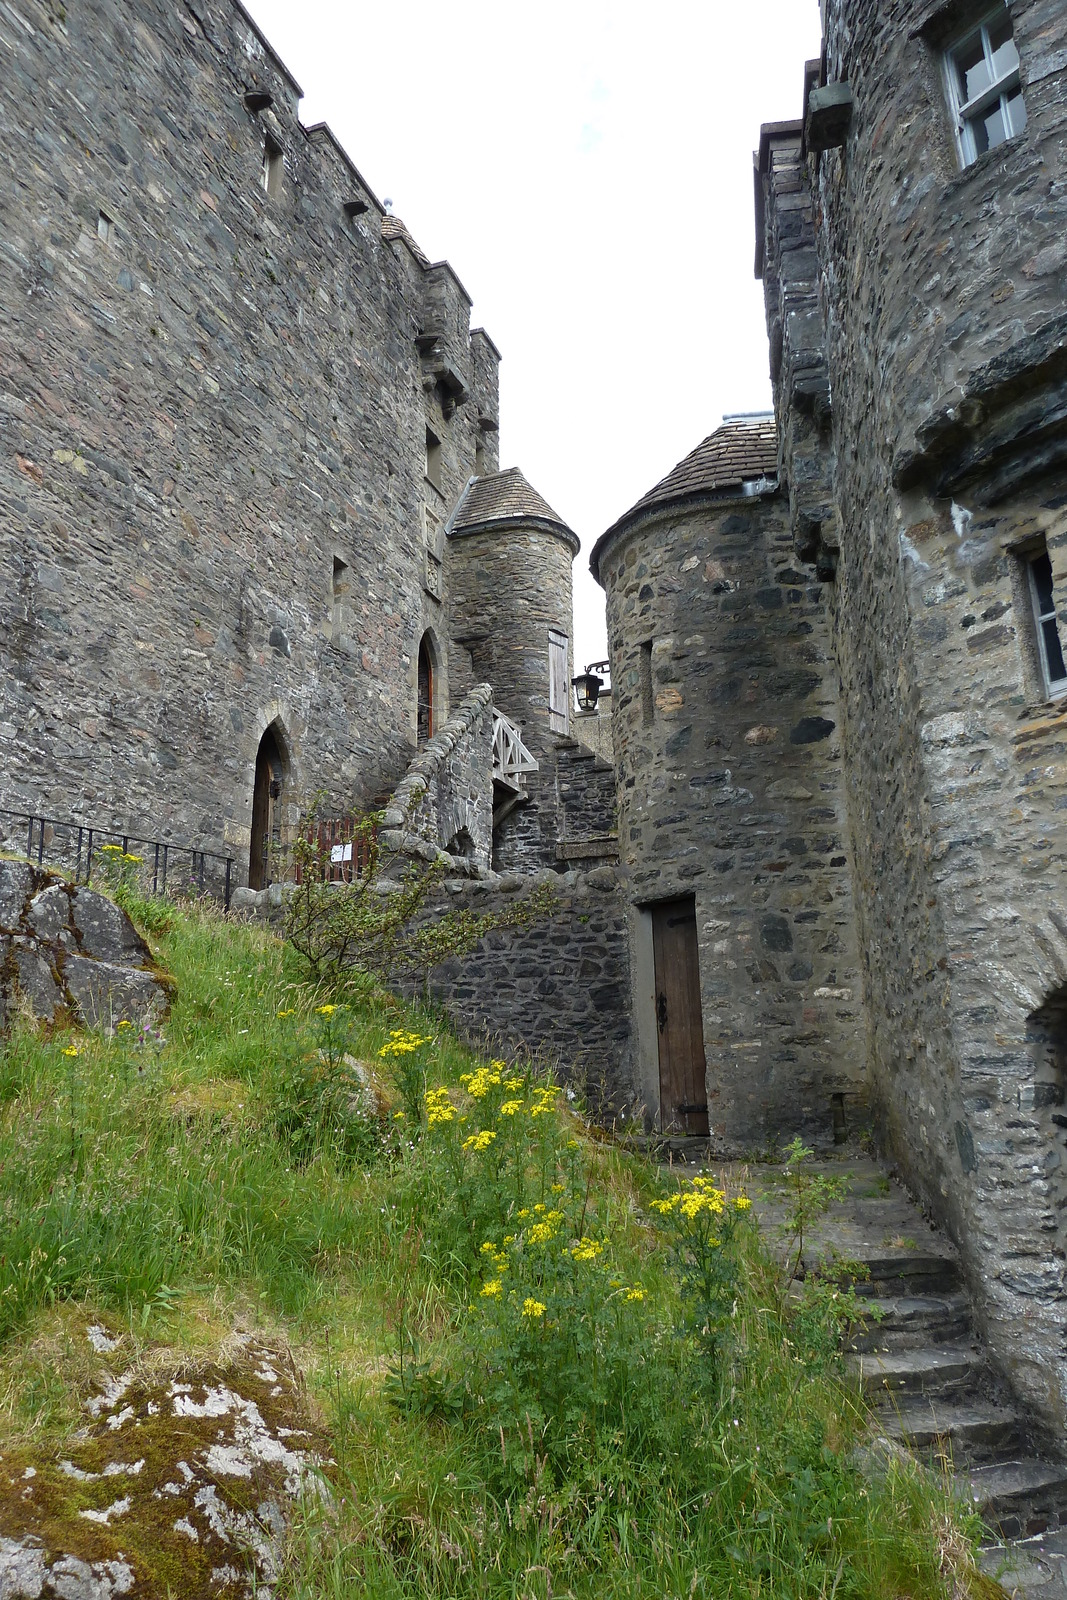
[652,897,709,1135]
[548,629,569,734]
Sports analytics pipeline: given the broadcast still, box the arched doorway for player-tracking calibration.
[249,724,286,890]
[417,634,435,745]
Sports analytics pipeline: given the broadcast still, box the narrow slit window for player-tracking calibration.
[425,427,442,491]
[1028,547,1067,698]
[639,640,654,727]
[943,5,1027,168]
[331,556,349,641]
[261,135,284,198]
[97,211,114,244]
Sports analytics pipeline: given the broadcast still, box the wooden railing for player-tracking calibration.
[492,710,538,791]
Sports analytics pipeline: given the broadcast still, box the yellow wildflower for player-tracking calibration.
[623,1286,646,1302]
[550,1183,565,1194]
[392,1111,405,1120]
[480,1280,503,1298]
[480,1240,497,1255]
[62,1046,80,1058]
[498,1100,523,1117]
[521,1298,546,1318]
[504,1076,524,1091]
[276,1008,295,1018]
[570,1238,604,1262]
[462,1129,497,1152]
[316,1003,338,1015]
[733,1195,752,1211]
[517,1208,531,1220]
[425,1086,456,1127]
[461,1066,503,1099]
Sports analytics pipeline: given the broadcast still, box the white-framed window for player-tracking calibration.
[1027,546,1067,699]
[942,5,1027,168]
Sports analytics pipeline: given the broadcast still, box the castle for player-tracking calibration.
[2,0,1066,1454]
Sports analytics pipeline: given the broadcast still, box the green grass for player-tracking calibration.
[0,895,996,1598]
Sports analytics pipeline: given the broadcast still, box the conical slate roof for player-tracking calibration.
[590,416,778,580]
[450,467,578,551]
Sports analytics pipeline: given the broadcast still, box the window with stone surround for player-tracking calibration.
[260,134,284,198]
[1025,545,1067,700]
[942,5,1027,168]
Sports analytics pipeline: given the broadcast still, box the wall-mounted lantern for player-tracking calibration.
[572,663,606,713]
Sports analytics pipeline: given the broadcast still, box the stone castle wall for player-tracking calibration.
[598,490,866,1148]
[0,0,497,873]
[420,866,635,1121]
[760,0,1067,1425]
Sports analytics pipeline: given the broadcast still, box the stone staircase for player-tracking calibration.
[662,1149,1067,1595]
[845,1247,1067,1547]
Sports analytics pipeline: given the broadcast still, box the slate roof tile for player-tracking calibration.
[452,467,575,540]
[590,416,779,579]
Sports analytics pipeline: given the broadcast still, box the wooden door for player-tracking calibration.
[249,729,282,890]
[652,897,709,1135]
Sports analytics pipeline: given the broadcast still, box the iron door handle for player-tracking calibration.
[657,992,668,1033]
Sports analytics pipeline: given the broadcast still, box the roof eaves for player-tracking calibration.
[590,477,778,586]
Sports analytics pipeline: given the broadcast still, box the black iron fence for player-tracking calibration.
[0,807,236,910]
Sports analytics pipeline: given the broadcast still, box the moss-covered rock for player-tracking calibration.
[0,1333,324,1598]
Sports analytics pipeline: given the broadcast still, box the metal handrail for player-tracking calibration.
[0,806,236,910]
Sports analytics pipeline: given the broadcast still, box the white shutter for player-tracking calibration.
[549,629,569,734]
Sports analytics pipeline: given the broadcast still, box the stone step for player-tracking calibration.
[854,1251,962,1298]
[849,1346,984,1399]
[965,1459,1067,1542]
[847,1291,972,1351]
[879,1395,1021,1465]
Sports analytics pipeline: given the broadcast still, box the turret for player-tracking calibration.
[446,468,578,758]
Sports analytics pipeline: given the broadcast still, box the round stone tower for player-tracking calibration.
[590,416,865,1148]
[446,467,579,758]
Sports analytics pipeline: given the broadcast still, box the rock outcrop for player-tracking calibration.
[0,860,168,1031]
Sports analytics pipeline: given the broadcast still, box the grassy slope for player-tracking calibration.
[0,899,997,1599]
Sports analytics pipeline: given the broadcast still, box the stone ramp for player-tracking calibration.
[661,1148,1067,1594]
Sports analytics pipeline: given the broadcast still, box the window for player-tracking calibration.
[331,556,349,642]
[260,135,284,198]
[417,634,435,745]
[639,640,654,727]
[1027,546,1067,699]
[97,210,114,244]
[425,427,443,492]
[943,5,1027,168]
[549,629,569,735]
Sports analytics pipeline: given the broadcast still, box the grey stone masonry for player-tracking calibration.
[0,0,499,877]
[592,426,866,1149]
[379,685,495,872]
[421,866,635,1122]
[758,0,1067,1433]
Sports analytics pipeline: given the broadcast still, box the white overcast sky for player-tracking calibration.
[244,0,823,669]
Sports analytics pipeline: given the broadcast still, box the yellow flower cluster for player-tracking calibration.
[480,1280,503,1298]
[570,1237,604,1263]
[276,1007,295,1018]
[425,1086,455,1127]
[521,1298,546,1318]
[62,1045,80,1058]
[379,1028,431,1057]
[316,1003,339,1016]
[99,844,144,865]
[504,1076,524,1091]
[529,1084,561,1119]
[528,1209,564,1247]
[460,1065,502,1099]
[480,1241,509,1273]
[623,1286,646,1302]
[649,1175,751,1221]
[462,1129,497,1152]
[498,1099,523,1117]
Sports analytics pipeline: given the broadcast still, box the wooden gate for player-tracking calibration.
[651,896,709,1136]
